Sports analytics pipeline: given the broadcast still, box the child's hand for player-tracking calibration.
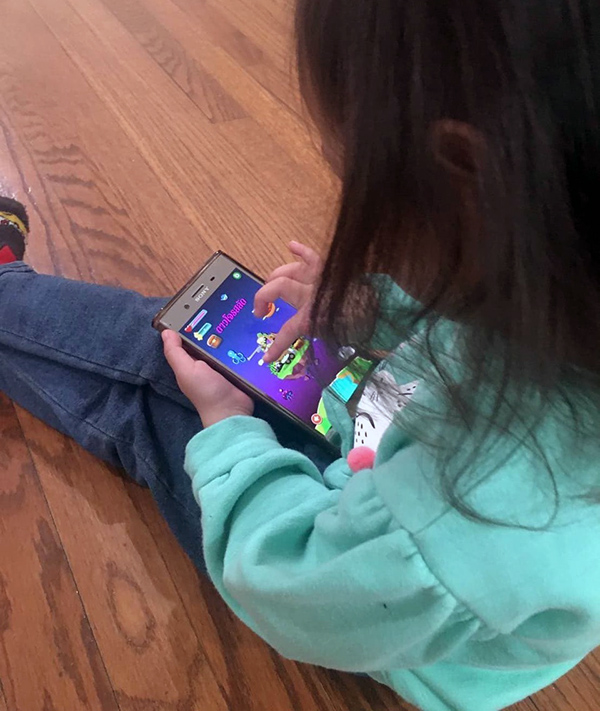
[162,331,254,427]
[254,241,322,363]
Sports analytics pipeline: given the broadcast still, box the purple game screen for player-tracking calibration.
[179,268,344,427]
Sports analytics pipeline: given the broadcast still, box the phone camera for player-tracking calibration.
[184,304,190,310]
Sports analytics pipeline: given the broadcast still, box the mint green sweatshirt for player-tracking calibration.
[184,282,600,711]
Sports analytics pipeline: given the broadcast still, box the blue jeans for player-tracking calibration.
[0,262,334,572]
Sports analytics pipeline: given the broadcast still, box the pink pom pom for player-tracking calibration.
[347,446,376,473]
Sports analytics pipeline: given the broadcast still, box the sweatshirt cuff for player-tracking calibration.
[184,415,281,489]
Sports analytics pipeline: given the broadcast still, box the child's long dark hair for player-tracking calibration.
[296,0,600,521]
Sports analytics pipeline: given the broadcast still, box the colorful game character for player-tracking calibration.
[246,332,279,363]
[279,388,294,401]
[268,338,312,380]
[256,332,277,352]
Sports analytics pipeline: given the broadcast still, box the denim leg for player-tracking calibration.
[0,263,213,568]
[0,263,335,571]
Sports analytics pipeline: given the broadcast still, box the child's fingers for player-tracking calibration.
[266,261,313,284]
[289,241,322,279]
[254,277,309,315]
[162,330,194,377]
[263,313,306,363]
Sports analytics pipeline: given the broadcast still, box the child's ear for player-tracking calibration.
[430,120,486,180]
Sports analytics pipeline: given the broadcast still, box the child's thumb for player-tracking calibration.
[162,330,194,376]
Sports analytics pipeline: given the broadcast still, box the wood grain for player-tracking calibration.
[28,0,331,274]
[100,0,247,124]
[0,0,211,287]
[0,0,598,709]
[0,395,118,711]
[118,0,333,180]
[515,655,600,711]
[16,409,229,711]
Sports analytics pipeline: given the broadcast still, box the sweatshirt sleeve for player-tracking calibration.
[185,416,478,672]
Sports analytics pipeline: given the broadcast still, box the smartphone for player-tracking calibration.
[153,252,374,451]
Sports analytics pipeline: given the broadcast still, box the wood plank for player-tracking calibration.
[28,0,330,273]
[0,395,119,711]
[124,0,331,181]
[206,0,292,73]
[216,116,333,231]
[0,0,213,287]
[15,408,230,711]
[99,0,247,124]
[513,654,600,711]
[172,0,265,69]
[172,0,302,116]
[0,100,173,292]
[0,104,87,280]
[96,0,334,237]
[205,0,304,113]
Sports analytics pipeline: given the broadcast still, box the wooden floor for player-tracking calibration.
[0,0,598,709]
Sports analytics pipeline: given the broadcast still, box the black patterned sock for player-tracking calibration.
[0,197,29,264]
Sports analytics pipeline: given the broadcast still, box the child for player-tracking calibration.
[1,0,600,709]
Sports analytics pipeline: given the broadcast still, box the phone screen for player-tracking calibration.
[178,266,369,435]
